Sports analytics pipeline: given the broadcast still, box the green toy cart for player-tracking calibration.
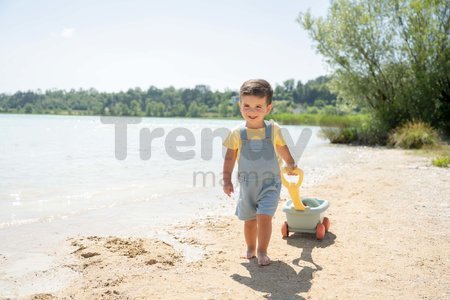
[280,168,330,240]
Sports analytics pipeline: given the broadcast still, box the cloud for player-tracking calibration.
[61,27,75,38]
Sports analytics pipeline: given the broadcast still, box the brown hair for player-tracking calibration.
[239,79,273,105]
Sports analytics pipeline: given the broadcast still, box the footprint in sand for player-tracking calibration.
[80,252,100,258]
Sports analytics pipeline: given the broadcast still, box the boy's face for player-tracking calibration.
[239,95,272,128]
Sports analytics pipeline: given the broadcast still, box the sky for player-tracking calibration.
[0,0,331,93]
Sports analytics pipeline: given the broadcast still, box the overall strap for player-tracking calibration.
[240,127,248,141]
[264,120,273,139]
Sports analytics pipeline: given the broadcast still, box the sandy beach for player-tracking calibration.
[26,147,450,300]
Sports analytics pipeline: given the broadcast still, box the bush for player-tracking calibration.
[319,117,388,145]
[306,106,319,114]
[319,127,358,144]
[388,121,440,149]
[355,119,389,145]
[432,156,450,168]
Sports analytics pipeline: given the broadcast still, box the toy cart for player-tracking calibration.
[280,168,330,240]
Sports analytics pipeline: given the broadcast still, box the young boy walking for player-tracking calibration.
[223,79,296,266]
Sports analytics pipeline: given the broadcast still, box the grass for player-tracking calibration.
[432,156,450,168]
[271,113,368,127]
[388,121,440,149]
[412,143,450,168]
[2,109,369,128]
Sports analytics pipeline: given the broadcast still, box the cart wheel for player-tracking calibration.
[316,223,325,240]
[322,217,330,232]
[281,221,289,238]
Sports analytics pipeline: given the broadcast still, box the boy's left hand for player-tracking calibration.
[285,163,298,175]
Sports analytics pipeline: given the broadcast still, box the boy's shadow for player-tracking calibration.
[231,231,336,299]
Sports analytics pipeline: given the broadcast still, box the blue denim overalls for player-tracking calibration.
[235,120,282,220]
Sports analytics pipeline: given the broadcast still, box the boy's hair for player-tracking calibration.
[239,79,273,105]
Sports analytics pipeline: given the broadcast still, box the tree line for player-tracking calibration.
[0,76,337,118]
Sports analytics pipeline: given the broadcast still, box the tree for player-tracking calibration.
[146,101,166,117]
[273,79,295,101]
[112,102,130,116]
[171,103,186,117]
[299,0,450,134]
[24,103,33,114]
[218,102,229,117]
[130,100,143,116]
[272,100,293,114]
[293,81,304,104]
[186,101,206,117]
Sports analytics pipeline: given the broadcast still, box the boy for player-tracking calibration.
[222,79,296,266]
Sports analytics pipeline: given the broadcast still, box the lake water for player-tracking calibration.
[0,114,352,296]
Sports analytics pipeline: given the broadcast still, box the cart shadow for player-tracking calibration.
[230,232,336,299]
[287,231,336,271]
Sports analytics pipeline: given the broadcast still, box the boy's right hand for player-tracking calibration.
[223,182,234,197]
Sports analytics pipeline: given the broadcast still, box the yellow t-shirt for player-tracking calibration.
[223,121,286,165]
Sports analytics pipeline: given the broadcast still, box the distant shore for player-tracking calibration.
[0,111,366,128]
[26,146,450,299]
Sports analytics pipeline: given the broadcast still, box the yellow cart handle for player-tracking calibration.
[281,167,306,211]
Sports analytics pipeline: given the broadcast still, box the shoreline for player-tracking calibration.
[5,146,449,299]
[0,112,364,128]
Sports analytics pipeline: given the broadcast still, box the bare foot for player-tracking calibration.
[257,251,271,266]
[240,249,256,259]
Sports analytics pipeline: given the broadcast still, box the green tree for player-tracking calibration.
[171,103,186,117]
[299,0,450,134]
[186,101,206,117]
[273,79,295,101]
[146,101,166,117]
[24,103,33,114]
[218,102,229,117]
[112,102,130,116]
[272,100,293,114]
[130,100,143,116]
